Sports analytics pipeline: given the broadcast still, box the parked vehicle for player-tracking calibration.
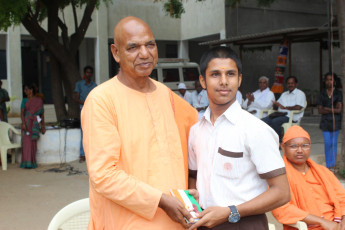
[150,58,200,92]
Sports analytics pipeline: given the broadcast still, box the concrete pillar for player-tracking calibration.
[6,26,23,116]
[178,40,189,61]
[220,29,226,47]
[94,3,109,84]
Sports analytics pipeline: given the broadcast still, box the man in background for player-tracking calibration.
[74,66,97,162]
[192,80,209,120]
[242,76,275,118]
[262,76,306,142]
[178,82,192,105]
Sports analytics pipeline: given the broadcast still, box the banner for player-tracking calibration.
[271,40,289,94]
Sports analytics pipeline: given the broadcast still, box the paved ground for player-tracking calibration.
[0,161,89,230]
[1,113,344,230]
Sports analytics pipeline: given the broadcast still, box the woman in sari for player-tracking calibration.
[20,84,45,168]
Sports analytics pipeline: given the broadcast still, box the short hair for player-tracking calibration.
[324,72,338,80]
[84,65,94,73]
[286,76,298,83]
[258,76,269,84]
[199,46,242,78]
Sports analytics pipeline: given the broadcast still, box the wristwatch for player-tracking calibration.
[228,205,240,223]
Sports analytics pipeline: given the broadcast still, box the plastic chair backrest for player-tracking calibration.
[0,122,14,145]
[288,221,308,230]
[47,198,90,230]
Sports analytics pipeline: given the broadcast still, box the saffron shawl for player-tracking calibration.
[272,156,345,229]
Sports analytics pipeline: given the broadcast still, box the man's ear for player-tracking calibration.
[199,75,206,89]
[111,44,120,63]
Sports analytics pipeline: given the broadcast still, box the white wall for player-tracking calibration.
[181,0,225,40]
[107,0,181,40]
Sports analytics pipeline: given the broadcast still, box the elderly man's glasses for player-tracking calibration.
[286,143,311,150]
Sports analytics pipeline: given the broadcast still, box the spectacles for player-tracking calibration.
[286,143,311,150]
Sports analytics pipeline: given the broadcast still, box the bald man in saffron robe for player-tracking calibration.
[81,16,198,229]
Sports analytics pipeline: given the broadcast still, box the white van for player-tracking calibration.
[150,58,200,92]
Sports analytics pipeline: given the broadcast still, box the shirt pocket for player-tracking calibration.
[214,147,243,179]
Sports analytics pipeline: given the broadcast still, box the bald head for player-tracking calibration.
[110,16,158,80]
[114,16,154,45]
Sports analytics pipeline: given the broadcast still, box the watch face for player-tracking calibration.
[229,213,240,223]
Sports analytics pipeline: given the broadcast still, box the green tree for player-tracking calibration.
[0,0,111,120]
[0,0,199,121]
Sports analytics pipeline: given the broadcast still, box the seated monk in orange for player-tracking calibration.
[272,125,345,230]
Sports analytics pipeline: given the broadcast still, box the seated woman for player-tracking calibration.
[272,125,345,230]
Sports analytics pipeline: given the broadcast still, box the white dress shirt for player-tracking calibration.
[277,88,306,122]
[242,88,275,118]
[188,101,285,209]
[192,90,209,120]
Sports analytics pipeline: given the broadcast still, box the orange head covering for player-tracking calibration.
[282,125,310,144]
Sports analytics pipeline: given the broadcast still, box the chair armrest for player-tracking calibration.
[267,109,277,115]
[288,110,303,123]
[288,221,308,230]
[9,126,21,135]
[259,109,270,118]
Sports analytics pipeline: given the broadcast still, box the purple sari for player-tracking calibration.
[20,97,44,168]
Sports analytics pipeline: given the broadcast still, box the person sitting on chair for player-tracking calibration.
[272,125,345,230]
[261,76,306,142]
[242,76,275,118]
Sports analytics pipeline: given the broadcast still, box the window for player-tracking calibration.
[0,50,7,79]
[183,68,199,81]
[163,68,179,82]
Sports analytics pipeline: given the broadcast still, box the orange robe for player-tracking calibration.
[81,76,198,230]
[272,156,345,230]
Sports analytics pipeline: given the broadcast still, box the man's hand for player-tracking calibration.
[187,189,200,204]
[159,193,193,228]
[188,206,230,230]
[319,219,339,230]
[272,101,285,109]
[339,216,345,230]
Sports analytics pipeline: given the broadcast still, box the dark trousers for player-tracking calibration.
[198,214,268,230]
[261,116,289,142]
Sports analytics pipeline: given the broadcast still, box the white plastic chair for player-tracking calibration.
[268,223,276,230]
[0,122,22,170]
[47,198,90,230]
[281,102,306,134]
[260,101,307,134]
[288,221,308,229]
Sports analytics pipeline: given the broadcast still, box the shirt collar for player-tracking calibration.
[288,88,297,94]
[261,87,269,93]
[201,100,241,125]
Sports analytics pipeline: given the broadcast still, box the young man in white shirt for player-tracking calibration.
[242,76,275,118]
[188,46,290,230]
